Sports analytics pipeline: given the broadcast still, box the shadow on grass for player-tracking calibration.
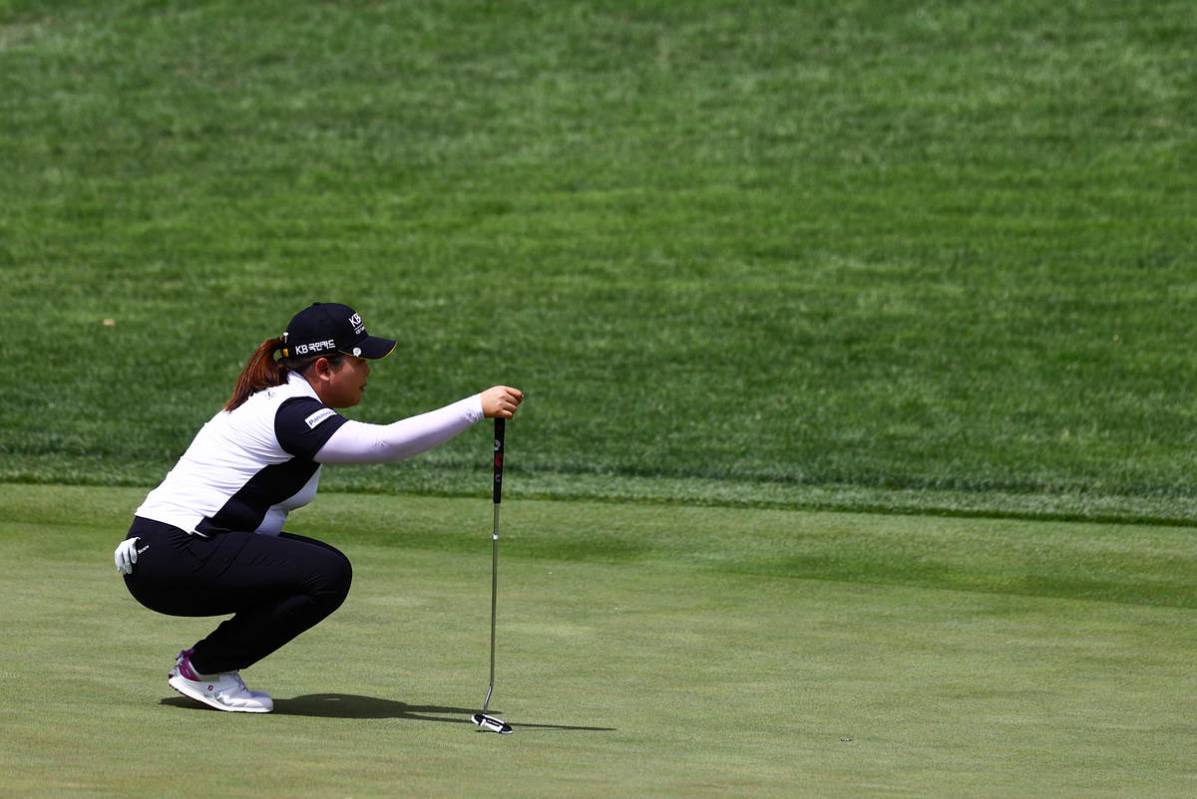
[160,693,615,731]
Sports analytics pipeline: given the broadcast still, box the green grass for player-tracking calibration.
[2,484,1195,797]
[2,1,1197,519]
[3,3,1197,791]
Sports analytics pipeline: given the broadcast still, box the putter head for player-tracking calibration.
[473,712,513,734]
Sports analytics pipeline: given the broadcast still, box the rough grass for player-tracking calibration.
[2,1,1197,519]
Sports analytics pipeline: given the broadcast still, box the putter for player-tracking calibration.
[472,417,513,735]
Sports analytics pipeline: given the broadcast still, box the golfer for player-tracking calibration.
[113,302,523,713]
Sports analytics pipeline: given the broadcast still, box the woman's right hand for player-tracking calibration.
[480,386,524,419]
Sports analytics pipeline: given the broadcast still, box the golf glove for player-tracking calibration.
[114,537,145,575]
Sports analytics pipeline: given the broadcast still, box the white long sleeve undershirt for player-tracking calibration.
[314,394,485,465]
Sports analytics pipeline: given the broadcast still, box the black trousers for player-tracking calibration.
[122,516,352,675]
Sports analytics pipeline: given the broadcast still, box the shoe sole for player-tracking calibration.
[168,675,273,713]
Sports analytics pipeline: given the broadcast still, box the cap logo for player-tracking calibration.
[294,339,335,355]
[349,313,365,334]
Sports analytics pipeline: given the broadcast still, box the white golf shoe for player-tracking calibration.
[167,649,273,713]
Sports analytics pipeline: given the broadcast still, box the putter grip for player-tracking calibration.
[493,417,505,505]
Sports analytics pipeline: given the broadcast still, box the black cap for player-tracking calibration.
[282,303,397,360]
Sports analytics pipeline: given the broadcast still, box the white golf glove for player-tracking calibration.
[114,537,147,575]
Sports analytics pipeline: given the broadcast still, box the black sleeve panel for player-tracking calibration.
[275,397,349,459]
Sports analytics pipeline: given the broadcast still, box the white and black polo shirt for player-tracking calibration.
[135,372,348,536]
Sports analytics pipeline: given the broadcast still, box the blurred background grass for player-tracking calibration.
[2,0,1195,518]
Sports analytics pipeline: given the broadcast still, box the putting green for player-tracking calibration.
[1,484,1194,797]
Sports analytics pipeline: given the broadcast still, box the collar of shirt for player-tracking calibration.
[286,369,320,401]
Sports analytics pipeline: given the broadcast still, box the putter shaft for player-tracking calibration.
[484,502,499,713]
[477,418,506,729]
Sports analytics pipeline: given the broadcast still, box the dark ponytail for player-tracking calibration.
[225,337,288,411]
